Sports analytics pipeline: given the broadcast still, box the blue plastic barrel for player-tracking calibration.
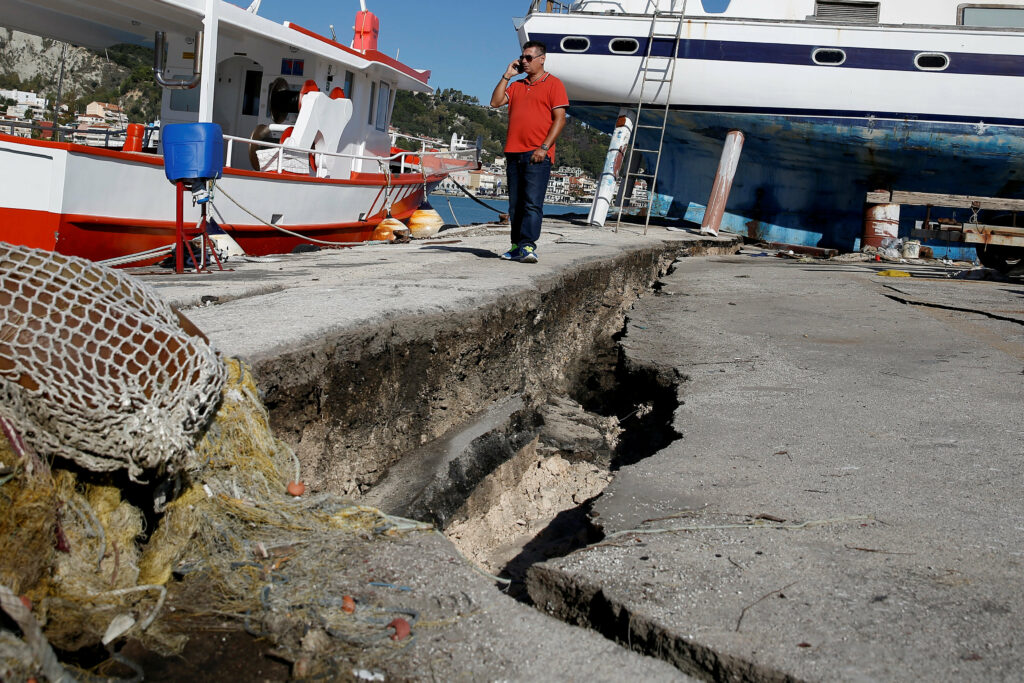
[162,122,224,183]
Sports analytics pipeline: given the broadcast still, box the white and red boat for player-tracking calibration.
[0,0,479,266]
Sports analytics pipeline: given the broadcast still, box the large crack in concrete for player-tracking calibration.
[241,240,738,671]
[251,244,728,499]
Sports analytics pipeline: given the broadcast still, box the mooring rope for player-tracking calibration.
[212,182,379,247]
[447,177,505,215]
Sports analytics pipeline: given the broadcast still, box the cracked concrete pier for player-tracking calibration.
[528,254,1024,681]
[141,218,733,680]
[140,221,1023,680]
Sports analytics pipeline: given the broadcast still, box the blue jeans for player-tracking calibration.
[505,152,551,249]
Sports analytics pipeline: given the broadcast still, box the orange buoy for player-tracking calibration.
[341,595,356,614]
[407,201,444,239]
[387,617,411,641]
[286,481,306,497]
[371,216,408,242]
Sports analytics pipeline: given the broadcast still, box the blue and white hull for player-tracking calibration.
[518,1,1024,253]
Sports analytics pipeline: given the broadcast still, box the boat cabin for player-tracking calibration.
[2,0,433,177]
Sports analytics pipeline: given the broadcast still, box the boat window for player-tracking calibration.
[281,58,304,76]
[960,6,1024,28]
[609,38,639,54]
[169,87,199,112]
[376,81,390,132]
[812,48,846,65]
[814,1,880,24]
[915,53,949,71]
[368,81,376,125]
[344,71,354,101]
[241,70,263,117]
[560,36,590,53]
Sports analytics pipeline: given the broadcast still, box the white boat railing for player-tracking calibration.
[0,120,159,149]
[222,132,478,176]
[528,0,674,14]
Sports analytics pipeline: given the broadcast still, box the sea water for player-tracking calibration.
[429,194,586,227]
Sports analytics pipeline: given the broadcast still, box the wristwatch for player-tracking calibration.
[539,144,549,150]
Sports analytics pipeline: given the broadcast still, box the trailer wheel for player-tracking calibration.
[976,245,1024,274]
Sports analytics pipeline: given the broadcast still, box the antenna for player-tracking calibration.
[329,24,337,41]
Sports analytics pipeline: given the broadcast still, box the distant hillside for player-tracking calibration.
[0,28,160,123]
[391,89,610,177]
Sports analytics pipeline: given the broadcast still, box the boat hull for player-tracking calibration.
[0,134,443,266]
[523,11,1024,253]
[575,104,1024,252]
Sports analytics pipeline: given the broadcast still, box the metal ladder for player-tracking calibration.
[615,4,685,233]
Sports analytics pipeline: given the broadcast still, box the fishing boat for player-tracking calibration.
[0,0,478,266]
[516,0,1024,254]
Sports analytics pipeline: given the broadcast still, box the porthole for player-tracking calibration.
[560,36,590,53]
[609,38,639,54]
[812,48,846,65]
[915,52,949,71]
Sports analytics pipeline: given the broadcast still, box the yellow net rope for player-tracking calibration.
[0,245,435,679]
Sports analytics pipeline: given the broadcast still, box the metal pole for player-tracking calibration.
[588,107,636,227]
[700,130,744,237]
[52,43,68,131]
[197,0,219,123]
[176,181,185,273]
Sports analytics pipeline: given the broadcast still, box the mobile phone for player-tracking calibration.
[513,62,524,73]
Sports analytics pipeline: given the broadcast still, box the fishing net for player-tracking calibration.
[0,242,227,482]
[0,245,436,680]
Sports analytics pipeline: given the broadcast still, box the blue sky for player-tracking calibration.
[230,1,531,102]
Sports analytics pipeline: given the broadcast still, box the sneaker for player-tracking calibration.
[515,245,538,263]
[500,244,519,260]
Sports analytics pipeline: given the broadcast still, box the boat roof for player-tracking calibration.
[2,0,432,92]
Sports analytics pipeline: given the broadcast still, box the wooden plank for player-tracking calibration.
[965,223,1024,236]
[865,191,892,204]
[962,224,1024,248]
[890,191,1024,212]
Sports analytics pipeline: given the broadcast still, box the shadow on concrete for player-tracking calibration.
[420,246,502,259]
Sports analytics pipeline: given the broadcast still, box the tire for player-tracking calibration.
[976,244,1024,274]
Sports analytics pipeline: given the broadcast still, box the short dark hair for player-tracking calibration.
[522,40,547,55]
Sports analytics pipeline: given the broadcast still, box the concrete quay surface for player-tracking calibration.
[149,220,731,362]
[139,218,730,681]
[529,254,1024,681]
[137,222,1023,680]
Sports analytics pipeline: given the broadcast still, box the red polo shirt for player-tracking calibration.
[504,72,569,163]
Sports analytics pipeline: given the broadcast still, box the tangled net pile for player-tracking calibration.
[0,245,434,680]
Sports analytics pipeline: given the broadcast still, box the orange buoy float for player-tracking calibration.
[371,216,409,242]
[286,481,306,497]
[341,595,356,613]
[407,201,444,239]
[387,617,411,641]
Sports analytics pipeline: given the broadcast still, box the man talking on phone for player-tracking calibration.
[490,41,569,263]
